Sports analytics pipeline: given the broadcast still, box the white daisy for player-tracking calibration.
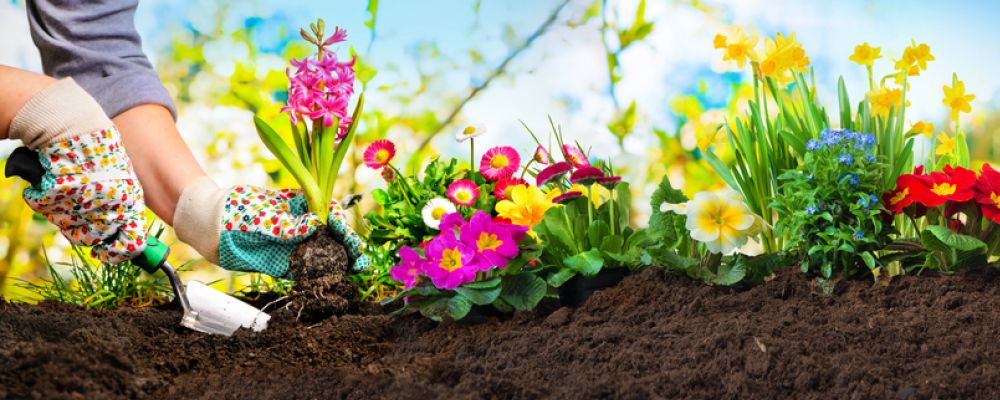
[456,124,486,143]
[421,197,457,229]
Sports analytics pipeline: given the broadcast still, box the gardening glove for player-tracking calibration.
[6,78,147,265]
[173,177,369,278]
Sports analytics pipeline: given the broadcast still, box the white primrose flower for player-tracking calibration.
[685,188,760,255]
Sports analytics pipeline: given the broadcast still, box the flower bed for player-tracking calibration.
[6,267,1000,399]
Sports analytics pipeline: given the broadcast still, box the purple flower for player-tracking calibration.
[390,247,426,289]
[460,210,520,270]
[805,205,817,215]
[423,233,479,290]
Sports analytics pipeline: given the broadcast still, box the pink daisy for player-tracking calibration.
[552,191,584,204]
[536,162,573,186]
[447,179,481,207]
[363,139,396,169]
[480,146,521,182]
[562,144,590,167]
[570,166,605,185]
[533,146,550,165]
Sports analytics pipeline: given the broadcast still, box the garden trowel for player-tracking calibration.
[4,146,269,336]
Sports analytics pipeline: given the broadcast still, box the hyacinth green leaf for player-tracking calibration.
[500,273,547,311]
[446,294,473,320]
[564,248,604,277]
[254,116,323,215]
[454,285,501,306]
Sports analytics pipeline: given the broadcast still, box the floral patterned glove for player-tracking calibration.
[7,79,147,264]
[173,178,368,278]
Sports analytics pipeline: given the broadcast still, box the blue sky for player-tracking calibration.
[3,0,1000,159]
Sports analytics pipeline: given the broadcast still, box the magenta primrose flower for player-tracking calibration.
[390,246,426,289]
[460,210,521,269]
[423,233,479,290]
[282,27,356,138]
[562,144,590,168]
[480,146,521,182]
[446,179,480,207]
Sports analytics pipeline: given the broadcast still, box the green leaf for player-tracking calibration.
[454,285,501,306]
[861,252,877,270]
[446,295,473,320]
[648,176,688,248]
[254,116,322,214]
[710,260,746,286]
[564,248,604,277]
[461,277,501,289]
[546,268,576,288]
[418,297,450,322]
[371,189,390,206]
[500,273,547,311]
[922,225,987,253]
[364,0,379,29]
[588,220,610,249]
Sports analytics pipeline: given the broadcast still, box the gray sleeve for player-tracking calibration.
[25,0,177,119]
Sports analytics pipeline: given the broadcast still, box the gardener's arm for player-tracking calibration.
[25,0,205,224]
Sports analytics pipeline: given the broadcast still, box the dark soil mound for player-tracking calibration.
[282,229,359,322]
[3,267,1000,399]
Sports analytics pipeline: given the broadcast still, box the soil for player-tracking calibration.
[4,267,1000,399]
[281,229,358,322]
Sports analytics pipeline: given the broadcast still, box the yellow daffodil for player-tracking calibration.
[936,134,955,156]
[906,121,935,138]
[903,40,934,71]
[867,85,905,118]
[942,74,975,121]
[848,42,881,66]
[496,185,553,228]
[759,32,810,85]
[685,188,760,255]
[714,28,758,68]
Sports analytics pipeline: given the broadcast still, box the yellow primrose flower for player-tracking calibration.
[942,74,975,121]
[495,185,553,228]
[907,121,935,138]
[685,188,759,255]
[848,42,881,66]
[714,28,758,69]
[867,85,905,118]
[936,134,955,156]
[759,32,810,85]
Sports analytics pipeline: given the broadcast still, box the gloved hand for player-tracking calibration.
[7,78,147,264]
[173,178,368,277]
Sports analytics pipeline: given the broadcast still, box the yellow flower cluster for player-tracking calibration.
[866,85,906,118]
[713,28,810,85]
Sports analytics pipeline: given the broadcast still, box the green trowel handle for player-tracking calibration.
[134,236,170,274]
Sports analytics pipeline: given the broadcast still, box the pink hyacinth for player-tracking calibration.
[282,28,356,139]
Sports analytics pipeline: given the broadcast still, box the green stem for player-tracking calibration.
[470,138,476,178]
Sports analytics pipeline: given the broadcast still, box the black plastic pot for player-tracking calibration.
[558,267,628,308]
